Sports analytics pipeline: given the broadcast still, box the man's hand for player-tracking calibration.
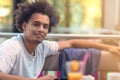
[108,46,120,56]
[36,75,56,80]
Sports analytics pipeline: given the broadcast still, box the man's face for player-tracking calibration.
[22,13,50,44]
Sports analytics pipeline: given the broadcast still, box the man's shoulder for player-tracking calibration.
[41,40,57,46]
[38,40,58,49]
[42,40,57,43]
[0,35,22,49]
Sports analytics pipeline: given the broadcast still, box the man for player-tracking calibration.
[0,0,120,80]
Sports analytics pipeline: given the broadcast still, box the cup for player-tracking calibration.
[66,60,83,80]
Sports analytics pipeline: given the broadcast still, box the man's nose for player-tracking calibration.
[38,25,44,31]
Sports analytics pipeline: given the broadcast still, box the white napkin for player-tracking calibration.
[107,72,120,80]
[82,75,95,80]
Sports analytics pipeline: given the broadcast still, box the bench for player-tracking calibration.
[43,51,120,80]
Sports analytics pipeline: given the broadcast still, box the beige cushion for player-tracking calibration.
[43,54,59,71]
[98,51,120,71]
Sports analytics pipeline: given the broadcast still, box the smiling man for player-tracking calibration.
[0,0,120,80]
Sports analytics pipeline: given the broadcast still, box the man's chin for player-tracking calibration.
[33,40,42,44]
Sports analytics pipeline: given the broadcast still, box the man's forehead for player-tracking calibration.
[29,13,50,23]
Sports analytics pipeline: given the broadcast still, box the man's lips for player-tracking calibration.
[34,33,44,38]
[36,34,43,38]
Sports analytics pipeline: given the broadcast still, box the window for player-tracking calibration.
[46,0,102,33]
[0,0,13,32]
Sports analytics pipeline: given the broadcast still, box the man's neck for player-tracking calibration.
[22,36,38,56]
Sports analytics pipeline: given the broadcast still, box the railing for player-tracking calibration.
[0,32,120,39]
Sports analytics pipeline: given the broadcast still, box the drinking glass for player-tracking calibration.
[66,60,83,80]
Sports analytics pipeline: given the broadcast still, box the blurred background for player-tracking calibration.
[0,0,120,34]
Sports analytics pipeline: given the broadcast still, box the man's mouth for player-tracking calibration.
[34,32,43,38]
[36,34,43,38]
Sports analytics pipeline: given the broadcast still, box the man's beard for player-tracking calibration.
[33,39,43,44]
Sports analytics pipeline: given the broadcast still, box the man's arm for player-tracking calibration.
[0,72,34,80]
[58,39,120,55]
[0,72,55,80]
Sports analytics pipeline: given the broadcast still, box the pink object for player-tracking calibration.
[37,72,43,78]
[80,53,90,74]
[94,72,98,80]
[56,71,60,78]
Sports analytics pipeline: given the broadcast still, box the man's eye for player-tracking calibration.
[43,25,49,29]
[34,24,40,27]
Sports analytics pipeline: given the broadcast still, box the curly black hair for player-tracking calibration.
[14,0,59,32]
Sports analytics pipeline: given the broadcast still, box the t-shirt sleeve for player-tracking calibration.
[0,43,16,73]
[42,40,59,56]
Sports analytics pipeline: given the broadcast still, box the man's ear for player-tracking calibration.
[22,22,27,31]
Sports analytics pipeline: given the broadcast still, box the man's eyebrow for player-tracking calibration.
[33,21,49,25]
[33,21,40,23]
